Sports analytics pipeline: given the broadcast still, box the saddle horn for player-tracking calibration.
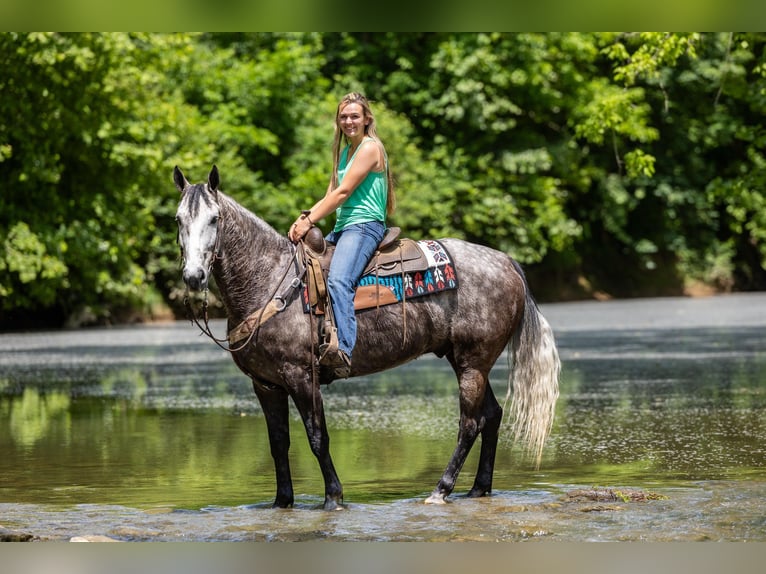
[304,226,326,254]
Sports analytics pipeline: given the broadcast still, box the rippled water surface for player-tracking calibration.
[1,294,765,541]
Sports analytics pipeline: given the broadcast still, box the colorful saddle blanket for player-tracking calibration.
[302,239,459,313]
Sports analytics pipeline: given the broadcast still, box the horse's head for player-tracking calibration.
[174,165,222,291]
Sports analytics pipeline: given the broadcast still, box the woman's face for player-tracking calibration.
[338,102,368,139]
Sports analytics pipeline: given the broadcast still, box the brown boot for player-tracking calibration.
[319,345,351,379]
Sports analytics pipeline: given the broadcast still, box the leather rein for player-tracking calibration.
[182,211,306,354]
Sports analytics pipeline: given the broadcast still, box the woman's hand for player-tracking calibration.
[288,212,313,243]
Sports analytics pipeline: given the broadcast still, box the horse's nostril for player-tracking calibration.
[183,267,207,290]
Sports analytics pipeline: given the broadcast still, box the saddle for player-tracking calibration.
[301,226,428,312]
[300,225,424,364]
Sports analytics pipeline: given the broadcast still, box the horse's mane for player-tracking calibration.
[217,191,290,255]
[213,190,295,314]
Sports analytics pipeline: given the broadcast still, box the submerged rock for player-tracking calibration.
[69,535,122,542]
[0,526,35,542]
[566,488,668,503]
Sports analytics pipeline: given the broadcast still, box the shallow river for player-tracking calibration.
[1,293,765,541]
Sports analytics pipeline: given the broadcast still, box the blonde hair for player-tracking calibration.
[330,92,396,217]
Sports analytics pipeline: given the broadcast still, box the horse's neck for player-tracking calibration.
[214,195,294,319]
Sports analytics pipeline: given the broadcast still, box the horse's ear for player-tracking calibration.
[208,165,220,193]
[173,166,189,193]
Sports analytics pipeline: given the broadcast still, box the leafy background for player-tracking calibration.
[2,32,765,327]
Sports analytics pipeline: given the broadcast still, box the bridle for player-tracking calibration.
[181,207,227,348]
[180,208,323,402]
[181,209,305,354]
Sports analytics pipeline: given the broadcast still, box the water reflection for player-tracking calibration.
[2,327,765,503]
[6,388,71,450]
[1,297,766,540]
[546,326,766,483]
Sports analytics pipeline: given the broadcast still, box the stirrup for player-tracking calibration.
[318,344,351,378]
[318,325,340,364]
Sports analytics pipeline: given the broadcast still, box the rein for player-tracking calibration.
[183,212,305,354]
[181,207,319,405]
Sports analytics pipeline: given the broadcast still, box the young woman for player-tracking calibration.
[288,92,395,378]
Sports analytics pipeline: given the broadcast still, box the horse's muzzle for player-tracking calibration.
[183,266,209,291]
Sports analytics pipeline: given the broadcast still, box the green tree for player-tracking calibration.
[0,33,238,324]
[2,32,766,328]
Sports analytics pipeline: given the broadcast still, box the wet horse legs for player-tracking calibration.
[426,366,498,504]
[467,385,502,497]
[252,380,294,508]
[292,388,344,510]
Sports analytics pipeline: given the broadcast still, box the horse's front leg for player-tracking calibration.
[291,377,344,510]
[252,379,294,508]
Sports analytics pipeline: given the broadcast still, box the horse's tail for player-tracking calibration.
[505,260,561,469]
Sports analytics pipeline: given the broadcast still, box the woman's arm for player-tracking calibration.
[289,142,383,242]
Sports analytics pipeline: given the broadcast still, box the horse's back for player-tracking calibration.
[440,237,526,303]
[438,237,527,343]
[440,237,520,277]
[352,237,527,374]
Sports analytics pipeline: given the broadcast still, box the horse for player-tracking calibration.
[174,165,560,510]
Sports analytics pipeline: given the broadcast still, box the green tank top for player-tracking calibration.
[334,138,388,232]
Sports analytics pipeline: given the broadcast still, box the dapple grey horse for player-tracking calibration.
[174,165,560,510]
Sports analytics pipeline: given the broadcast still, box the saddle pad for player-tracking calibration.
[302,239,458,313]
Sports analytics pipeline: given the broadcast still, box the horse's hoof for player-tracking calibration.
[467,487,490,498]
[424,493,447,505]
[323,499,345,511]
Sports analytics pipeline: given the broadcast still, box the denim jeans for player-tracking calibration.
[325,220,386,359]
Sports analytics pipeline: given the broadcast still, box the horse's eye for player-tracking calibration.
[210,215,219,226]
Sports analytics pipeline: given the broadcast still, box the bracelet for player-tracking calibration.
[301,210,313,225]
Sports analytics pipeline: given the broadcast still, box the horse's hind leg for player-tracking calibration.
[467,384,502,498]
[252,379,294,508]
[425,365,489,504]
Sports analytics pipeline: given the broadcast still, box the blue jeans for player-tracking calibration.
[325,221,386,359]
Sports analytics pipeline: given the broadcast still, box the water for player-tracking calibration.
[1,293,765,541]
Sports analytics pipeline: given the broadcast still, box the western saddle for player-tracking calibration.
[300,225,425,363]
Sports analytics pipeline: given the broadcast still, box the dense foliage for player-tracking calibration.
[2,32,765,327]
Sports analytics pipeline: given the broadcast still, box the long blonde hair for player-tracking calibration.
[330,92,396,217]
